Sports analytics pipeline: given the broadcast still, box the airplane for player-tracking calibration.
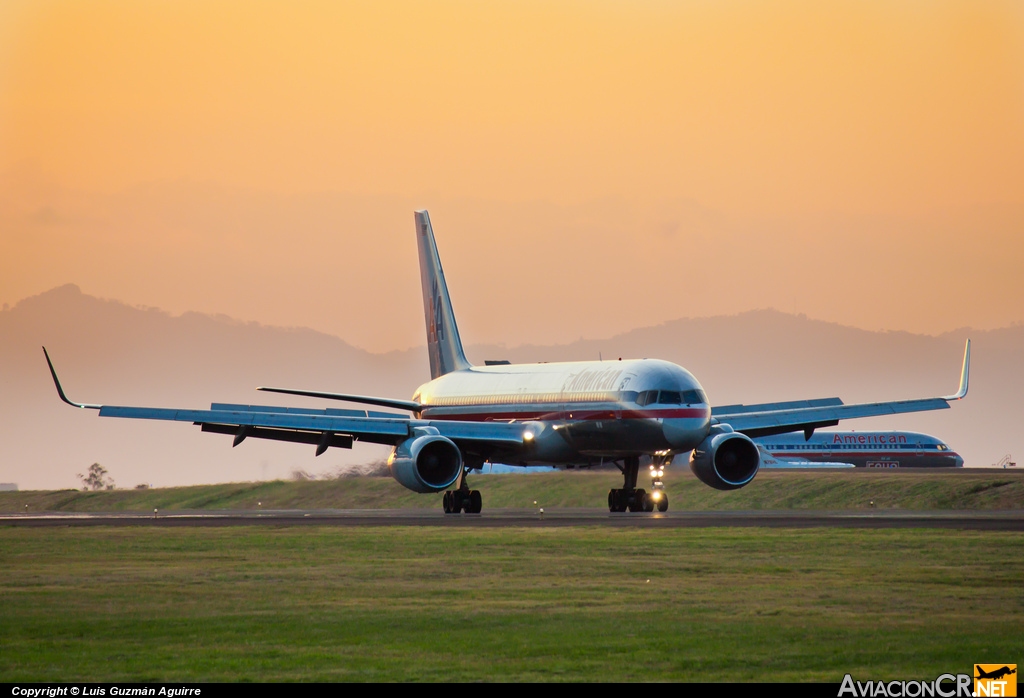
[975,666,1017,681]
[756,431,964,468]
[43,210,972,514]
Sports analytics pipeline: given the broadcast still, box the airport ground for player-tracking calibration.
[0,525,1020,682]
[1,469,1021,682]
[2,468,1023,513]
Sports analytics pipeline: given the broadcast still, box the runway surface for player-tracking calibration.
[2,508,1023,530]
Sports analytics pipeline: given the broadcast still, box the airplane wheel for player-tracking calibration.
[608,489,618,512]
[628,489,646,513]
[643,492,655,513]
[657,494,668,512]
[469,490,482,514]
[443,491,463,514]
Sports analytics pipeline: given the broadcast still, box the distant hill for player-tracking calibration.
[2,285,1021,489]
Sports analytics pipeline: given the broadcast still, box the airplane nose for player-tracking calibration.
[662,417,709,450]
[954,454,964,468]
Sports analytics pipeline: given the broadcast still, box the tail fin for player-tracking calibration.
[415,210,472,378]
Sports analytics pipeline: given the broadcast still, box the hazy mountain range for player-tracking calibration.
[2,284,1020,489]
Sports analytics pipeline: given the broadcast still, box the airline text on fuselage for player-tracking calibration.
[832,434,908,445]
[561,369,625,394]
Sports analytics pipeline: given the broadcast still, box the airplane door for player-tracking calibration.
[615,373,636,421]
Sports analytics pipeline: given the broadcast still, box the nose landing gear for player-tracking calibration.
[647,459,669,512]
[607,455,670,513]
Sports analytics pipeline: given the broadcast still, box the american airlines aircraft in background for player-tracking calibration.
[44,211,972,514]
[757,431,963,468]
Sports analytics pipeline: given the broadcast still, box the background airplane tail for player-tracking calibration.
[415,210,472,379]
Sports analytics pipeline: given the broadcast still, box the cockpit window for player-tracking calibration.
[682,389,707,404]
[658,391,682,405]
[636,390,656,406]
[635,388,706,406]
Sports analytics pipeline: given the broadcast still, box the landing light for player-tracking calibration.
[523,430,535,442]
[651,491,662,501]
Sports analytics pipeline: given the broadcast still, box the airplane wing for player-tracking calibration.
[43,349,525,456]
[714,339,971,439]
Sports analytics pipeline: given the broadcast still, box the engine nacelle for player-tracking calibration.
[689,428,760,490]
[387,432,463,493]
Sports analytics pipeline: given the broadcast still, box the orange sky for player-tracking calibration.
[2,1,1023,351]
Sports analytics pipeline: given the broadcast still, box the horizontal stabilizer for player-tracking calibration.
[256,387,422,412]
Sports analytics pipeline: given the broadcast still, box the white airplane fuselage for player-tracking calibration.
[412,358,711,465]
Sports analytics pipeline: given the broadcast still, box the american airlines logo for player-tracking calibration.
[561,368,623,393]
[833,434,908,445]
[431,278,444,342]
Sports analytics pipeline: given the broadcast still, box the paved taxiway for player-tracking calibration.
[2,509,1023,530]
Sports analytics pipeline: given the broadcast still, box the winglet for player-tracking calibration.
[944,338,971,401]
[42,347,101,409]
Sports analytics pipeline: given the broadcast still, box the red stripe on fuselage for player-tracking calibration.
[771,450,960,458]
[420,406,710,422]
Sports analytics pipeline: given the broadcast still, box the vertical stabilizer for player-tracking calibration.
[415,210,472,378]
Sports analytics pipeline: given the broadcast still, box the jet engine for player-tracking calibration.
[689,427,760,490]
[387,431,463,493]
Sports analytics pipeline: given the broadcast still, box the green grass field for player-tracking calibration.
[3,468,1023,513]
[1,525,1021,681]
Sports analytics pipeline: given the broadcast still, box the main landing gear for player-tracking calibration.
[443,467,482,514]
[608,456,669,513]
[443,488,482,514]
